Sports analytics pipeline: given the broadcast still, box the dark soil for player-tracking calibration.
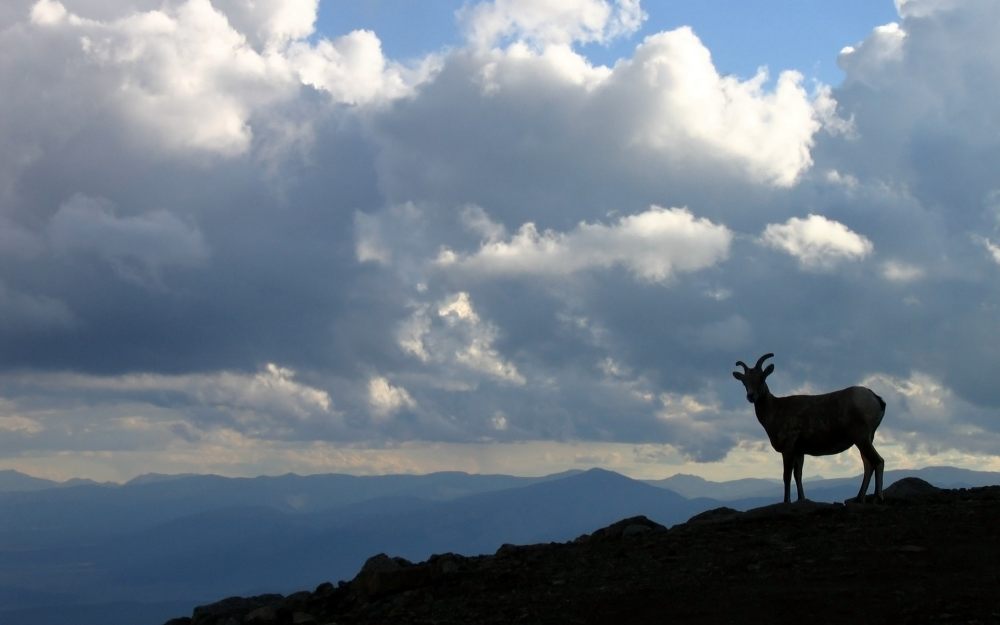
[167,484,1000,625]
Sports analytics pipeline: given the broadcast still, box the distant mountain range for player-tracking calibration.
[1,465,997,625]
[0,469,104,492]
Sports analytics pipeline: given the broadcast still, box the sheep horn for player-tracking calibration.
[754,353,774,369]
[735,360,750,372]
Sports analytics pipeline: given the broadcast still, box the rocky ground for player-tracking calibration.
[164,479,1000,625]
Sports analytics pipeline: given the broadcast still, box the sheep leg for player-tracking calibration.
[781,453,794,503]
[869,440,885,502]
[855,439,885,503]
[857,453,873,502]
[793,454,805,501]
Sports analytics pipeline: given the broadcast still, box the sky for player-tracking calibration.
[2,0,1000,483]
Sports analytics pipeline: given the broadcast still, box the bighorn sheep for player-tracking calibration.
[732,353,886,503]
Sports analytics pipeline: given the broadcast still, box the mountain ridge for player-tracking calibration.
[161,482,1000,625]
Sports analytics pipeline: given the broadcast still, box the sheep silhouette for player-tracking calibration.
[733,353,886,503]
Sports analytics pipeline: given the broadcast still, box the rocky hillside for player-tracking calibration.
[164,480,1000,625]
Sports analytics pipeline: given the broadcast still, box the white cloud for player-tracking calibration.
[0,414,44,435]
[839,22,906,87]
[395,293,525,386]
[287,29,414,105]
[761,214,873,269]
[458,0,645,49]
[976,236,1000,265]
[367,375,416,420]
[444,206,731,283]
[23,0,422,158]
[881,260,925,282]
[27,0,296,155]
[824,169,859,189]
[397,304,433,362]
[601,27,825,187]
[44,363,334,423]
[438,291,479,321]
[29,0,67,26]
[894,0,964,19]
[657,391,715,422]
[438,292,526,384]
[211,0,318,49]
[858,371,1000,456]
[460,204,507,243]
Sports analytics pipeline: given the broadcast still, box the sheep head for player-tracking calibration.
[732,353,774,404]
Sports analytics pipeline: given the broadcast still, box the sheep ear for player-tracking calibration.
[732,371,744,381]
[763,364,774,378]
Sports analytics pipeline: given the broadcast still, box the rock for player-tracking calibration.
[743,500,841,519]
[160,486,1000,625]
[686,506,740,523]
[191,594,283,624]
[314,582,335,597]
[884,477,939,499]
[581,515,666,542]
[244,606,277,623]
[428,552,467,575]
[352,553,431,599]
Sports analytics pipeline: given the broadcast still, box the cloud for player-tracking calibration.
[838,22,906,87]
[22,0,424,158]
[881,260,925,282]
[4,0,1000,479]
[28,0,298,155]
[862,371,1000,456]
[599,27,827,187]
[287,29,425,105]
[211,0,318,49]
[458,0,645,49]
[57,363,333,418]
[761,214,874,269]
[0,281,75,332]
[367,375,416,420]
[47,194,208,284]
[975,236,1000,265]
[0,414,44,435]
[433,292,525,385]
[440,206,731,282]
[894,0,964,19]
[0,364,339,448]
